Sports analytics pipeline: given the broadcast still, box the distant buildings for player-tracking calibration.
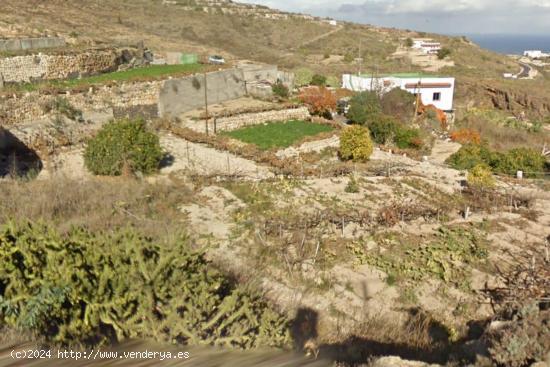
[411,39,442,55]
[342,73,455,111]
[523,50,549,59]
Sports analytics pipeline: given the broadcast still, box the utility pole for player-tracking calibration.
[358,39,362,76]
[204,72,209,135]
[414,77,422,120]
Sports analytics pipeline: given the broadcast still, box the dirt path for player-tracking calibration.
[160,133,273,180]
[295,26,343,49]
[370,147,464,193]
[276,136,339,159]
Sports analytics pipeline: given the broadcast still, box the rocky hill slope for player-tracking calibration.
[1,0,549,117]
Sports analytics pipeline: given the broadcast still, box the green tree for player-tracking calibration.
[310,74,327,86]
[405,38,413,47]
[347,91,381,125]
[294,67,314,87]
[438,48,452,60]
[367,114,400,144]
[380,88,416,123]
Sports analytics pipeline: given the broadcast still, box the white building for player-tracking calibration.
[523,50,549,59]
[411,39,442,55]
[342,73,455,111]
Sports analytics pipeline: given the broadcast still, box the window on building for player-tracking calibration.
[433,92,441,101]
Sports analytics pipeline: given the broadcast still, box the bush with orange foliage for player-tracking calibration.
[450,128,481,145]
[299,86,336,119]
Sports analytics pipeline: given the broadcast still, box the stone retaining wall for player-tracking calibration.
[211,106,311,132]
[0,50,124,83]
[0,81,162,125]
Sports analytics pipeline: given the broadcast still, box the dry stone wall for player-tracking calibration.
[0,50,123,83]
[203,107,310,133]
[0,81,162,125]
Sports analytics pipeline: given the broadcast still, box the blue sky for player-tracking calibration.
[238,0,550,35]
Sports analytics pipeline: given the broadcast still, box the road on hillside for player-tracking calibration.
[518,62,532,78]
[294,26,344,50]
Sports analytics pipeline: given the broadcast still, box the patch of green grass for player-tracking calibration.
[222,120,333,150]
[15,64,204,92]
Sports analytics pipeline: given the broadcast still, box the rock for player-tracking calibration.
[370,356,442,367]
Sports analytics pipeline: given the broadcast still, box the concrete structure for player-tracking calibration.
[523,50,549,59]
[342,73,455,111]
[412,39,442,55]
[237,61,295,99]
[0,37,65,52]
[238,61,295,88]
[158,68,247,118]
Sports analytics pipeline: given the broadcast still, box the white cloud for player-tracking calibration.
[237,0,550,33]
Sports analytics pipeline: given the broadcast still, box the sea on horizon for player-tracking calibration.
[464,34,550,55]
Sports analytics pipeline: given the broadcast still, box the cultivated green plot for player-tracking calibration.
[17,64,204,92]
[223,120,333,150]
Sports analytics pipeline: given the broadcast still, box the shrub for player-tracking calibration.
[450,128,481,145]
[484,305,550,367]
[84,119,163,176]
[492,148,546,178]
[468,164,496,189]
[272,81,289,99]
[339,125,374,162]
[448,144,547,178]
[294,67,314,87]
[310,74,327,86]
[42,97,83,121]
[0,221,290,348]
[405,38,413,47]
[326,75,341,88]
[345,175,360,193]
[438,47,451,60]
[299,86,336,118]
[380,88,416,123]
[366,114,400,144]
[446,143,497,171]
[347,91,381,125]
[343,53,355,63]
[394,127,423,149]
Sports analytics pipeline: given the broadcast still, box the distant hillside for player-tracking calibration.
[1,0,549,116]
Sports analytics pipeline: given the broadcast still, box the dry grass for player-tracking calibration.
[0,176,193,238]
[320,309,453,364]
[454,113,550,151]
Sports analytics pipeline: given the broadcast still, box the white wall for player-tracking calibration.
[342,75,455,111]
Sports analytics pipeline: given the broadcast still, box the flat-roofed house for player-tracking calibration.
[412,39,442,55]
[342,73,455,111]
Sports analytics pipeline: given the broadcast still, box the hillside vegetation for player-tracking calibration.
[1,0,549,116]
